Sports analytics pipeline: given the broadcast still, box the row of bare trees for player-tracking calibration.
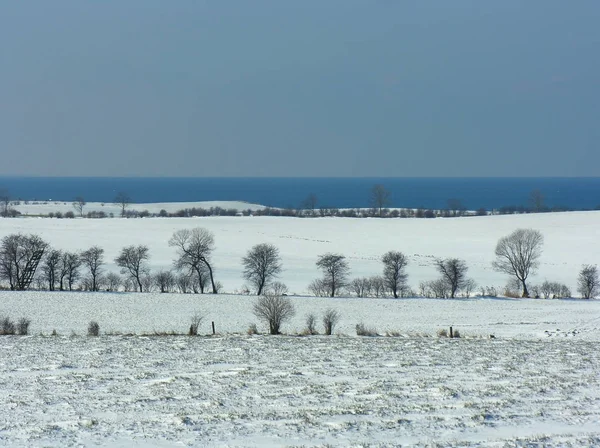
[1,227,598,299]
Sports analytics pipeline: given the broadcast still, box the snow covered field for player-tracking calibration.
[1,210,599,294]
[2,293,600,446]
[2,332,600,447]
[2,211,600,446]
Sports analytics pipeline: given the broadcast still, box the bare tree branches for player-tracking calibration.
[169,228,218,294]
[315,253,349,297]
[114,192,131,218]
[492,228,544,298]
[72,197,86,217]
[115,245,150,292]
[242,243,282,295]
[578,265,599,299]
[0,234,49,290]
[370,184,391,217]
[253,294,295,335]
[435,258,468,298]
[382,251,408,298]
[80,246,105,292]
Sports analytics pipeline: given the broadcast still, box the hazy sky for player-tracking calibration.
[1,1,599,177]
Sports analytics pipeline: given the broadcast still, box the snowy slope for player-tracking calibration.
[0,211,599,295]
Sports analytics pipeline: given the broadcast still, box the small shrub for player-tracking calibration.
[355,323,378,337]
[88,321,100,336]
[304,313,318,335]
[323,309,340,335]
[437,328,448,337]
[453,329,461,338]
[247,323,259,335]
[268,281,289,296]
[17,318,31,335]
[189,313,203,336]
[0,317,16,335]
[51,329,58,336]
[253,294,295,335]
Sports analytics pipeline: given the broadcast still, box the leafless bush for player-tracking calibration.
[504,278,522,298]
[267,281,289,296]
[350,277,371,297]
[438,328,461,338]
[214,281,223,294]
[355,323,378,337]
[253,294,295,335]
[176,274,192,294]
[578,265,599,299]
[304,313,318,335]
[154,270,176,293]
[105,272,122,292]
[540,280,571,299]
[463,279,477,298]
[308,279,330,297]
[247,323,259,335]
[0,317,16,335]
[428,279,449,298]
[323,309,340,335]
[369,276,387,297]
[88,321,100,336]
[17,318,31,335]
[189,312,204,336]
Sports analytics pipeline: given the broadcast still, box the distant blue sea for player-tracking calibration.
[0,177,599,211]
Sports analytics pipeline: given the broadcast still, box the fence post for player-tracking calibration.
[212,321,215,335]
[450,326,453,338]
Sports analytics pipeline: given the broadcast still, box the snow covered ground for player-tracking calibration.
[2,331,600,446]
[2,211,600,446]
[0,210,599,294]
[2,293,600,446]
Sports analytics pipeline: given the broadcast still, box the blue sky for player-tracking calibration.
[1,1,599,177]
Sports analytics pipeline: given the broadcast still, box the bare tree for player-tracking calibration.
[72,196,86,217]
[154,270,175,293]
[253,294,295,335]
[114,191,131,217]
[115,245,150,292]
[302,193,318,216]
[492,228,544,298]
[447,198,466,217]
[322,308,340,335]
[80,246,105,292]
[41,249,62,291]
[463,278,477,298]
[350,277,371,298]
[381,251,409,298]
[529,189,545,212]
[435,258,468,298]
[316,253,349,297]
[176,273,192,293]
[0,189,13,217]
[105,272,122,292]
[61,252,81,291]
[370,184,391,217]
[242,243,283,295]
[578,265,599,299]
[307,278,329,297]
[169,228,218,294]
[0,233,49,290]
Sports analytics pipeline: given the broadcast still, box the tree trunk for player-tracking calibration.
[521,279,529,298]
[137,276,143,292]
[205,261,217,293]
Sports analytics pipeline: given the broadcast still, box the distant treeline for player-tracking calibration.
[0,184,593,220]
